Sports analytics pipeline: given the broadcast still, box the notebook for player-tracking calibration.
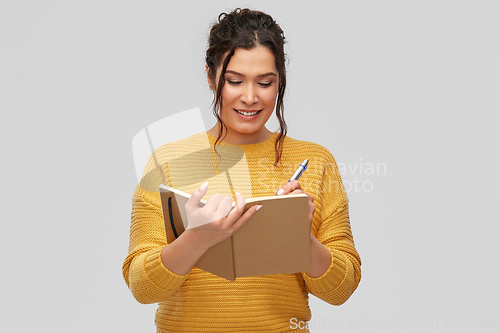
[159,184,311,280]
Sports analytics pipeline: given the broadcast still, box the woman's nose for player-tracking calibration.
[242,87,257,104]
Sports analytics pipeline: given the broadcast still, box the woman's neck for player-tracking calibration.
[208,125,274,145]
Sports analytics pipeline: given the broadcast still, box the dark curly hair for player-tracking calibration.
[206,8,287,166]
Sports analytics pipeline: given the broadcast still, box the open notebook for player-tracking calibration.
[159,184,311,280]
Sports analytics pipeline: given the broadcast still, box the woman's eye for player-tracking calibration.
[227,80,272,87]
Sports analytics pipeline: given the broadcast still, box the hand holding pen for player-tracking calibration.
[274,159,315,234]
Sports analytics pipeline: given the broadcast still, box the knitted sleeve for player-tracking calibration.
[122,188,190,304]
[301,150,361,305]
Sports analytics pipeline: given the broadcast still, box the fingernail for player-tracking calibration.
[256,205,262,211]
[235,192,241,197]
[277,189,284,196]
[199,181,208,190]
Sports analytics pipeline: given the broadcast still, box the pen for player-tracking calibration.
[289,159,309,182]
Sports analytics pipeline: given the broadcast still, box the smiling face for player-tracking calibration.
[207,45,279,144]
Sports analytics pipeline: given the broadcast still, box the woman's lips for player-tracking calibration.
[234,109,262,117]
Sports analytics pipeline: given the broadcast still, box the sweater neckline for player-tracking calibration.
[205,131,279,157]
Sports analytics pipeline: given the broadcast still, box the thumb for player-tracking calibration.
[228,192,246,216]
[185,181,208,211]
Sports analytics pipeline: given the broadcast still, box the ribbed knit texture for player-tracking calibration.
[123,132,361,333]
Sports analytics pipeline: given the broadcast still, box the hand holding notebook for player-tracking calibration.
[184,181,258,230]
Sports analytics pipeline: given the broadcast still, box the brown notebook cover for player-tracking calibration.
[159,185,311,281]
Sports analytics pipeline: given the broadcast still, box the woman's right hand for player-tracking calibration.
[161,182,261,275]
[184,181,261,251]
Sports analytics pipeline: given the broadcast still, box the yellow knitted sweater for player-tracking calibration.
[122,131,361,333]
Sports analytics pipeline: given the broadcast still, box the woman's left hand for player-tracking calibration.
[275,180,316,235]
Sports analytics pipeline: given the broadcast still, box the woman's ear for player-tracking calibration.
[206,65,215,91]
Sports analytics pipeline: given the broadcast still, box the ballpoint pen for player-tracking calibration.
[289,159,309,182]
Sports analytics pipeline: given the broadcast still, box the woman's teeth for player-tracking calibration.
[236,109,260,116]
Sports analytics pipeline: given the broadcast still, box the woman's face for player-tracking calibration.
[209,45,278,144]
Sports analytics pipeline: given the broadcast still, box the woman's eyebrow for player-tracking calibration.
[225,70,277,78]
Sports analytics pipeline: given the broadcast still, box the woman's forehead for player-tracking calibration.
[220,46,277,77]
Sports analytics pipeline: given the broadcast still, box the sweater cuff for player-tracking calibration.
[145,247,189,290]
[302,249,347,295]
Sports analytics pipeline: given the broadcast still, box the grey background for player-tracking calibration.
[1,0,499,332]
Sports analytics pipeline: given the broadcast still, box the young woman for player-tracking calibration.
[123,8,361,333]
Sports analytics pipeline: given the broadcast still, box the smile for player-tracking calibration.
[235,109,262,116]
